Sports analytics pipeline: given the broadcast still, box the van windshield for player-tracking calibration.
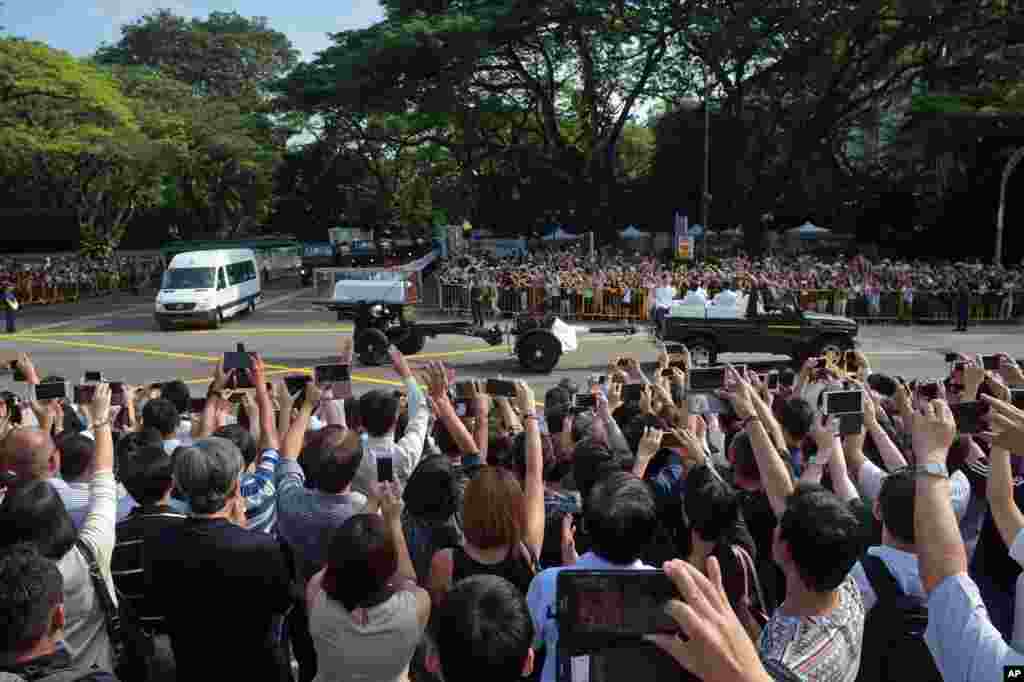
[162,267,215,290]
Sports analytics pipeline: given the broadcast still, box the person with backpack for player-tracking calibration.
[0,544,117,682]
[849,468,942,682]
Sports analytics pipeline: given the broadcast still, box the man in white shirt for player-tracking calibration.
[651,276,676,330]
[710,279,740,308]
[849,468,925,612]
[911,399,1024,682]
[351,348,428,495]
[527,473,658,682]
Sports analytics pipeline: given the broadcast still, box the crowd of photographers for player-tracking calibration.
[2,340,1024,681]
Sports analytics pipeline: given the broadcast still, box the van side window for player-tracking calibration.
[218,268,227,289]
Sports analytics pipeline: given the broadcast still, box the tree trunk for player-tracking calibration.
[995,146,1024,266]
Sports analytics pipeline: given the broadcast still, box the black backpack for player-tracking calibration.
[855,555,942,682]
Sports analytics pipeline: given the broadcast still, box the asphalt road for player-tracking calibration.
[1,283,1021,399]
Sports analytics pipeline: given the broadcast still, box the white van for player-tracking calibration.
[154,249,262,330]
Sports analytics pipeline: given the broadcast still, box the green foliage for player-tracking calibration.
[94,10,299,108]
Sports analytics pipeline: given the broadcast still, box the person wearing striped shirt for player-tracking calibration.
[215,423,280,534]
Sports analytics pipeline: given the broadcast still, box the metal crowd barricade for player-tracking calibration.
[438,283,650,322]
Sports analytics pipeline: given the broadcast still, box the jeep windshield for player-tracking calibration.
[162,267,215,290]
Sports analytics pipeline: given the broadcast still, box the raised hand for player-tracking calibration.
[646,558,769,682]
[911,399,956,465]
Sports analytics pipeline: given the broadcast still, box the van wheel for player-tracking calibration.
[356,327,390,366]
[210,309,222,330]
[156,317,172,332]
[248,299,257,315]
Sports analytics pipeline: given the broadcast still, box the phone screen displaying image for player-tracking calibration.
[314,364,351,384]
[687,367,727,393]
[824,390,863,415]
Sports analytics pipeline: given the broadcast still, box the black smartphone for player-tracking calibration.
[284,375,311,398]
[454,381,475,400]
[556,570,679,645]
[824,390,863,415]
[665,344,685,355]
[837,412,864,436]
[223,349,253,372]
[945,352,960,363]
[189,397,207,413]
[485,378,517,398]
[867,374,897,398]
[983,355,1000,371]
[951,401,988,435]
[767,373,780,390]
[10,361,26,382]
[73,384,96,404]
[377,456,394,483]
[919,382,940,401]
[687,367,727,393]
[84,371,103,382]
[314,364,351,385]
[622,384,644,402]
[661,368,675,378]
[574,393,597,411]
[1011,388,1024,410]
[109,382,126,407]
[35,382,67,402]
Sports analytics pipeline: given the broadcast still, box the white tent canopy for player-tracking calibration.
[786,221,832,236]
[618,225,650,239]
[542,227,581,241]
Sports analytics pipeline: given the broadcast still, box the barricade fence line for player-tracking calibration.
[437,284,1021,324]
[12,271,146,307]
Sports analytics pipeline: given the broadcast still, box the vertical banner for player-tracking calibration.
[677,236,694,260]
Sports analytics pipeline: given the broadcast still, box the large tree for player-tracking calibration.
[276,0,686,233]
[0,38,172,253]
[95,10,299,109]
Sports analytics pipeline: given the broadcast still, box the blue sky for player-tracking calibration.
[3,1,386,61]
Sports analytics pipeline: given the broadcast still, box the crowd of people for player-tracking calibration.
[438,249,1024,321]
[4,338,1024,681]
[0,256,159,306]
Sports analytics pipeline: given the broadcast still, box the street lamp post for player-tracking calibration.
[702,66,712,261]
[995,146,1024,266]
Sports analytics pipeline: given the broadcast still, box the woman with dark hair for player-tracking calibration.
[0,383,117,671]
[428,383,544,601]
[307,482,430,682]
[682,464,762,620]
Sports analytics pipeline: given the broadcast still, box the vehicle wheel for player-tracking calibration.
[683,338,717,367]
[337,311,346,322]
[355,327,390,366]
[210,309,222,330]
[392,328,426,356]
[517,330,562,373]
[156,317,172,332]
[814,336,852,358]
[262,269,270,283]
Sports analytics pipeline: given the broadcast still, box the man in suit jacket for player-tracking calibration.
[3,284,17,334]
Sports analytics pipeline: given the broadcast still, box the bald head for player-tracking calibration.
[1,428,59,483]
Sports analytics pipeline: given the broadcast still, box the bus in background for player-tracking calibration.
[160,237,302,284]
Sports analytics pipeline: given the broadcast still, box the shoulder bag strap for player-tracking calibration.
[861,553,903,603]
[75,540,122,641]
[732,544,768,615]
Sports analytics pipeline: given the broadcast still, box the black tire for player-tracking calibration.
[517,330,562,373]
[356,327,390,366]
[209,309,222,330]
[683,337,717,367]
[813,335,853,358]
[156,316,172,332]
[337,310,346,322]
[392,328,426,356]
